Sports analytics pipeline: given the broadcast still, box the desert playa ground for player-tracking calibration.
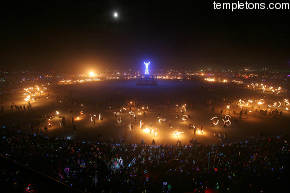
[1,80,289,144]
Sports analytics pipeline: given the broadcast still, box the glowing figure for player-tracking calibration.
[144,61,150,75]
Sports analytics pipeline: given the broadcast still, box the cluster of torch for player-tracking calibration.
[48,110,103,129]
[156,75,183,80]
[237,98,289,112]
[58,78,100,85]
[211,98,289,127]
[114,101,148,125]
[203,78,284,96]
[47,110,61,128]
[58,71,101,85]
[174,103,206,138]
[118,101,207,141]
[116,101,159,139]
[204,77,228,83]
[247,83,283,94]
[76,110,102,123]
[24,85,48,103]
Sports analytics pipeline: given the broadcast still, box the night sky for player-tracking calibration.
[0,0,290,72]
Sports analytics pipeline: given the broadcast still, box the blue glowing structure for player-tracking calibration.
[144,61,150,75]
[137,60,157,86]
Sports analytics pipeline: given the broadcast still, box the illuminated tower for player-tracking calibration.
[144,61,150,75]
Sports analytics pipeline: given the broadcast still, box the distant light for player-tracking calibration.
[172,131,184,139]
[204,77,215,82]
[143,128,150,134]
[196,129,205,135]
[113,11,119,18]
[75,116,81,121]
[88,71,96,77]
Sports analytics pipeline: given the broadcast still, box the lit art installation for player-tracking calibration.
[144,61,150,75]
[136,60,157,86]
[222,115,232,127]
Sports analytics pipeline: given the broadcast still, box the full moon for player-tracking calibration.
[113,11,119,19]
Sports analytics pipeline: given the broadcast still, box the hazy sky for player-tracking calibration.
[1,0,290,72]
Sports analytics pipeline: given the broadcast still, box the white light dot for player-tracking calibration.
[113,11,118,18]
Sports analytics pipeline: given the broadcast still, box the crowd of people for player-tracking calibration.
[1,126,289,193]
[7,102,32,113]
